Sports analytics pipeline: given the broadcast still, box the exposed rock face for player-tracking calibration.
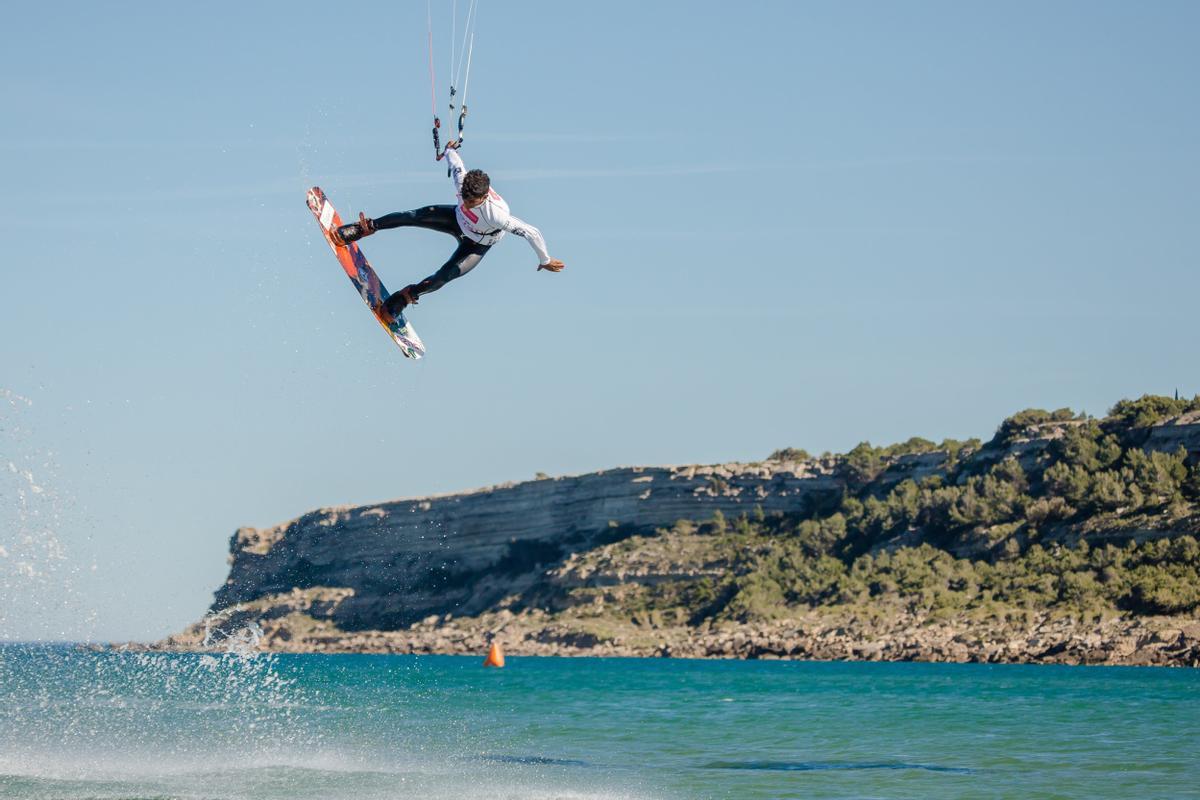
[1142,410,1200,455]
[214,462,844,629]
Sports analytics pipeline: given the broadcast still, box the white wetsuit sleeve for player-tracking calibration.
[445,148,466,197]
[503,214,551,265]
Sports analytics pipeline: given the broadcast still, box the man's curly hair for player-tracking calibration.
[462,169,491,201]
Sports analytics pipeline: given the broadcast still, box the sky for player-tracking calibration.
[1,1,1197,642]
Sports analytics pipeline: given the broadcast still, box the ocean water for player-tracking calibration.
[1,645,1197,800]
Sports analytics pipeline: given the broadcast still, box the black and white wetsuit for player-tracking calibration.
[377,149,551,300]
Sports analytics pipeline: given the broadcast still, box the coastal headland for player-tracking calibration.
[155,395,1200,666]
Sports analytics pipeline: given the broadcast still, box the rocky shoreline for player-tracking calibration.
[149,593,1200,667]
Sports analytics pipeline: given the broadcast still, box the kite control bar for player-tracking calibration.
[456,104,468,145]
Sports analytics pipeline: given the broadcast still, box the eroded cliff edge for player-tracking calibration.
[160,398,1200,666]
[212,461,846,630]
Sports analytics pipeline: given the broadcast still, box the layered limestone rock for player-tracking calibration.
[213,461,845,629]
[1142,410,1200,455]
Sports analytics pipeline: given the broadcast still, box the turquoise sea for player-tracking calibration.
[1,645,1197,800]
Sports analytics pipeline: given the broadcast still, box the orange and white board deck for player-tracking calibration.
[306,186,425,359]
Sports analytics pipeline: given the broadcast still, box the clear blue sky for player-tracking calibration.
[2,1,1197,642]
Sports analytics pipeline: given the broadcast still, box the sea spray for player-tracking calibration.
[0,646,667,800]
[0,389,95,639]
[200,605,265,653]
[0,643,325,780]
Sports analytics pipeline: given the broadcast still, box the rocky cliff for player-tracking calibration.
[161,400,1200,666]
[214,461,846,630]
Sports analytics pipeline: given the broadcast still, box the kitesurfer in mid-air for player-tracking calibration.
[332,140,565,317]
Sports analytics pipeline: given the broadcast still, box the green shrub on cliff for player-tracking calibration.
[1049,421,1123,472]
[573,522,1200,631]
[1042,447,1189,515]
[842,442,887,485]
[720,573,789,623]
[880,437,939,457]
[1124,447,1189,506]
[794,513,847,557]
[1185,462,1200,502]
[712,533,1200,622]
[941,438,983,467]
[1125,568,1200,615]
[1108,394,1200,429]
[767,447,811,462]
[992,407,1081,445]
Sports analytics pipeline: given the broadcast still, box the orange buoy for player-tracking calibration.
[483,641,505,668]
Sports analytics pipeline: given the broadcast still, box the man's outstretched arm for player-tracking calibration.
[504,215,564,271]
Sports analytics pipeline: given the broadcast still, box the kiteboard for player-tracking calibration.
[305,186,425,359]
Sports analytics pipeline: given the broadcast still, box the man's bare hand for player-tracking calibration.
[537,259,565,272]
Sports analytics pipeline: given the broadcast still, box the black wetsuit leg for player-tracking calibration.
[374,205,493,308]
[406,237,492,299]
[373,205,461,237]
